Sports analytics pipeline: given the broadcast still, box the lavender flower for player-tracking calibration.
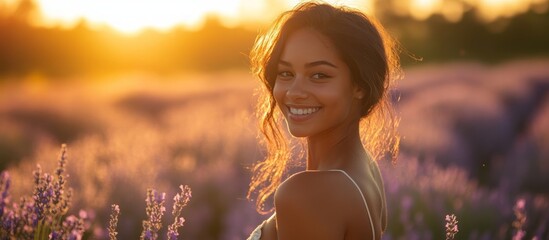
[167,185,192,240]
[59,188,73,217]
[18,196,36,238]
[49,230,62,240]
[167,218,185,240]
[141,189,166,240]
[43,174,54,216]
[0,144,89,239]
[1,207,16,236]
[512,198,527,240]
[51,144,68,216]
[1,171,10,218]
[34,170,56,239]
[445,214,458,240]
[108,204,120,240]
[48,215,85,240]
[33,164,47,223]
[62,215,85,240]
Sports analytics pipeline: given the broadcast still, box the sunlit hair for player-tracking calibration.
[248,1,401,214]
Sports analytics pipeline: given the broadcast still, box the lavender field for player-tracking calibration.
[1,60,548,239]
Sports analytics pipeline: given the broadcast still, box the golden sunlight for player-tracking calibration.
[32,0,374,34]
[36,0,243,33]
[409,0,440,20]
[0,0,546,34]
[405,0,546,22]
[474,0,546,21]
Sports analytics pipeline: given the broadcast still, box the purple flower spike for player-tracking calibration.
[512,198,527,240]
[445,214,459,240]
[155,192,166,205]
[1,171,10,198]
[108,204,120,240]
[1,171,11,217]
[50,230,63,240]
[167,185,192,240]
[141,188,166,240]
[0,144,88,239]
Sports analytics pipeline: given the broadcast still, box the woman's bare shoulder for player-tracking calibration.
[273,171,354,239]
[275,171,350,198]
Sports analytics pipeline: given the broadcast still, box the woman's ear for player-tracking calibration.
[353,86,364,99]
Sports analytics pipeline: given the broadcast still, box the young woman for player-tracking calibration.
[247,2,400,239]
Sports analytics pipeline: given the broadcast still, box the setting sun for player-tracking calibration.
[36,0,243,33]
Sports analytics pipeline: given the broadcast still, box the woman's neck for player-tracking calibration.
[306,121,366,171]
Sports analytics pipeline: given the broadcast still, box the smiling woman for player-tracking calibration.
[247,2,401,239]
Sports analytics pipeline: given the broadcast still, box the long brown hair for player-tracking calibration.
[248,1,401,214]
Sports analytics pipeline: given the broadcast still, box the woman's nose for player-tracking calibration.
[286,76,308,100]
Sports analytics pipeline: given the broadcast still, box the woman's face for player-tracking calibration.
[273,27,363,138]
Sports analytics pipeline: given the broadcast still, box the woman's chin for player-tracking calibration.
[287,127,312,138]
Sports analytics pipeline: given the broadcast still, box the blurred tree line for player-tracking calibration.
[0,0,548,76]
[0,16,257,76]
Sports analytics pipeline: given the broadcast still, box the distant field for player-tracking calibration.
[1,60,548,239]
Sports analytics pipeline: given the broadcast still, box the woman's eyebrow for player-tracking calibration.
[278,60,292,66]
[305,60,338,68]
[278,60,338,68]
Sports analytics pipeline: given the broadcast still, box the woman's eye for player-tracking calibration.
[277,71,293,79]
[312,73,329,79]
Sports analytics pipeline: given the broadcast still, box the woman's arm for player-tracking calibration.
[259,214,278,240]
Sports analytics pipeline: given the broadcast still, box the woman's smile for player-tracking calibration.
[286,105,322,122]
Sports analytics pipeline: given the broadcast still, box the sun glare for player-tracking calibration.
[474,0,542,21]
[409,0,440,20]
[31,0,376,34]
[406,0,546,22]
[36,0,243,34]
[1,0,546,33]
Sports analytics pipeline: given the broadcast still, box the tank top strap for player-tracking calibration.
[247,213,275,240]
[327,169,376,239]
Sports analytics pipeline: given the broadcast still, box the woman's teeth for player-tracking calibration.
[289,107,320,115]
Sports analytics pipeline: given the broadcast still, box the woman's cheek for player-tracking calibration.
[272,83,287,112]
